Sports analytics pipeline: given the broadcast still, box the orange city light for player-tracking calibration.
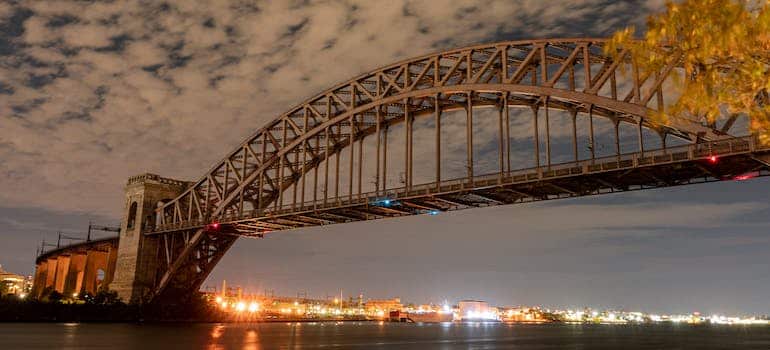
[235,301,246,312]
[248,302,259,312]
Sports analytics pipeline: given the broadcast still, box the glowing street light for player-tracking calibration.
[248,302,259,313]
[235,301,246,312]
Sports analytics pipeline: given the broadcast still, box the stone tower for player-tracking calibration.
[110,173,189,304]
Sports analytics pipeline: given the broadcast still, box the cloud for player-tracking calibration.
[0,0,666,218]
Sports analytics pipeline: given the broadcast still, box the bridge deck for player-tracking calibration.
[148,135,769,237]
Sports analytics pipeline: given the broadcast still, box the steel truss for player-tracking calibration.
[143,38,768,301]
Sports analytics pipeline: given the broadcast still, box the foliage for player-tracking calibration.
[606,0,770,142]
[92,289,122,305]
[47,290,63,303]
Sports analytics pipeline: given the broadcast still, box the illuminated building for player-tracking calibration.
[0,265,32,297]
[458,300,499,321]
[364,298,403,318]
[500,306,547,322]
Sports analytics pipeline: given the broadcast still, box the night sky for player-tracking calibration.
[1,0,769,315]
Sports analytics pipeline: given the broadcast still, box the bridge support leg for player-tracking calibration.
[53,255,70,293]
[110,174,189,304]
[45,258,58,290]
[31,260,48,298]
[151,229,237,303]
[64,253,86,296]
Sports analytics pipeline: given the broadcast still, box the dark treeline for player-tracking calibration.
[0,291,227,323]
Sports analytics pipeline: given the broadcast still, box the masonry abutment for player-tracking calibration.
[110,173,190,304]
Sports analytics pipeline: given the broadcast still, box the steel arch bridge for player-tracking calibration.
[119,38,769,303]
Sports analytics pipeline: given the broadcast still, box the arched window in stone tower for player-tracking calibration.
[127,201,138,230]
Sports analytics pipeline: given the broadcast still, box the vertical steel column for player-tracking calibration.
[292,139,299,210]
[503,93,510,174]
[589,104,595,161]
[278,120,287,210]
[544,96,551,169]
[540,43,548,83]
[325,97,332,206]
[334,124,340,204]
[357,126,363,199]
[614,120,621,161]
[661,133,667,154]
[405,99,413,191]
[533,105,540,169]
[194,189,200,221]
[571,110,578,162]
[435,94,441,189]
[375,106,381,195]
[638,119,645,157]
[313,136,319,209]
[301,111,308,208]
[583,44,591,88]
[498,97,504,183]
[257,173,264,214]
[258,133,267,214]
[466,92,474,183]
[383,125,388,191]
[323,128,329,206]
[349,115,354,200]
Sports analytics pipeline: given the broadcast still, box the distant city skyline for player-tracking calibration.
[2,0,769,315]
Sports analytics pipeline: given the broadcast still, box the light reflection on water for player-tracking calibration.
[1,322,770,349]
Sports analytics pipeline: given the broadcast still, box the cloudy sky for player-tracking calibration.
[1,0,769,314]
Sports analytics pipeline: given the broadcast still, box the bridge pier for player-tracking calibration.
[64,253,86,296]
[31,260,49,298]
[110,174,189,304]
[44,258,57,290]
[53,255,70,293]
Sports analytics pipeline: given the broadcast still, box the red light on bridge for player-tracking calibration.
[207,223,220,231]
[708,155,718,163]
[734,174,755,181]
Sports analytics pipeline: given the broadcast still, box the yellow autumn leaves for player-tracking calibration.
[607,0,770,143]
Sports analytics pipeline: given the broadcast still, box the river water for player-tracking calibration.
[1,322,769,349]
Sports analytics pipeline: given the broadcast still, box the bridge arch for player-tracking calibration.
[155,38,729,233]
[144,38,761,302]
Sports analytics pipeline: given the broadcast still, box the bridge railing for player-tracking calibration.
[152,135,763,232]
[244,135,758,214]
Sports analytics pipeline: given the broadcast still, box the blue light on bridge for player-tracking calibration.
[369,197,396,207]
[428,210,440,216]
